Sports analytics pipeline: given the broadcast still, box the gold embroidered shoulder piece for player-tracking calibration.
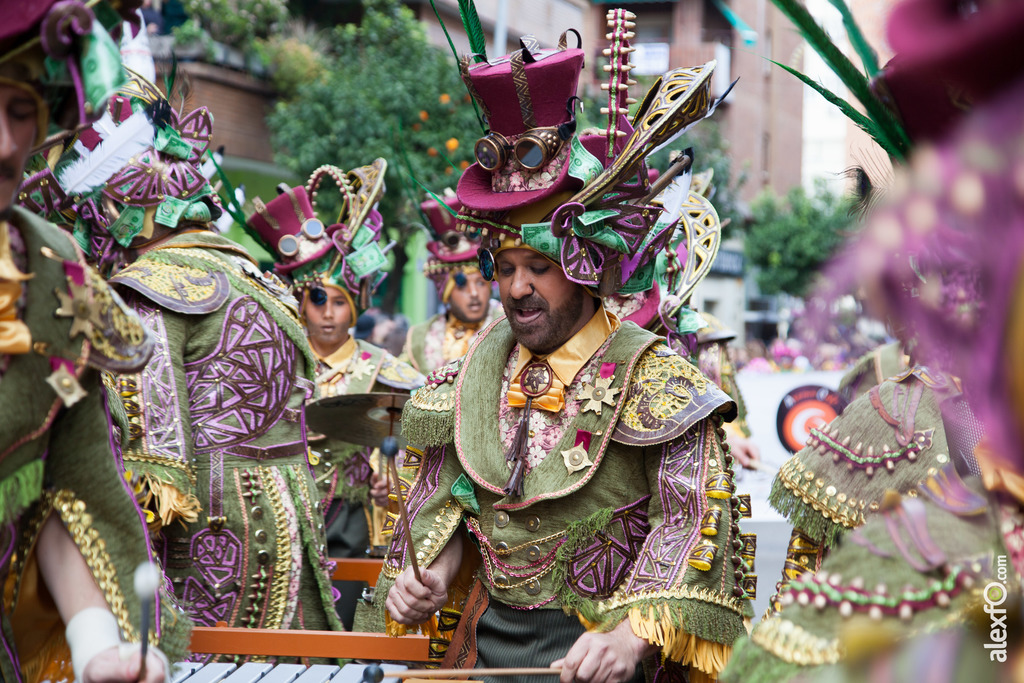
[110,258,231,315]
[613,342,736,446]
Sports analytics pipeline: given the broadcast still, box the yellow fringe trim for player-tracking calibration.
[21,630,73,683]
[385,612,440,639]
[627,605,733,678]
[139,473,201,531]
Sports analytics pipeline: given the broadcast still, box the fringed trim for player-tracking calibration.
[385,612,441,639]
[402,403,455,448]
[138,472,201,531]
[627,604,734,677]
[718,632,807,683]
[0,459,44,526]
[768,472,847,548]
[553,507,616,623]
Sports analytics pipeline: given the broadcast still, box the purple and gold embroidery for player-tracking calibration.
[185,297,296,451]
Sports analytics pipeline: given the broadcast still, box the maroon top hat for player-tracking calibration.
[248,184,335,275]
[457,46,589,212]
[422,195,484,301]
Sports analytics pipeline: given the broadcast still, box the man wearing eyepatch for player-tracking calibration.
[402,194,501,374]
[247,161,424,629]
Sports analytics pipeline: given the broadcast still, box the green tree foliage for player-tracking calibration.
[743,180,854,297]
[268,0,478,227]
[266,0,480,310]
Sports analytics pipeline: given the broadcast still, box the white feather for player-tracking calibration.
[59,111,156,195]
[655,168,693,225]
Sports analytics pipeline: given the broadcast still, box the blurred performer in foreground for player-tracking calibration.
[724,0,1024,679]
[1,1,190,680]
[247,162,423,628]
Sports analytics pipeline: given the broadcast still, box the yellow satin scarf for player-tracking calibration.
[0,222,32,355]
[507,306,620,413]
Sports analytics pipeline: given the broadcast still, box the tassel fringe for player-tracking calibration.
[139,473,201,531]
[627,604,735,678]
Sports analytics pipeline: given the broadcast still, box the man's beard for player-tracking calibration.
[504,285,586,355]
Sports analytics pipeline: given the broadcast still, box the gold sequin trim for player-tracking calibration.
[777,457,866,529]
[116,260,221,305]
[86,270,148,362]
[751,616,843,666]
[258,467,292,630]
[383,498,463,579]
[51,490,139,641]
[123,451,198,487]
[601,584,747,616]
[170,249,301,325]
[409,383,456,414]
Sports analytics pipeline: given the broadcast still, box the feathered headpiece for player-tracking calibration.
[447,9,730,297]
[0,0,140,145]
[604,162,723,356]
[246,159,390,311]
[19,70,221,272]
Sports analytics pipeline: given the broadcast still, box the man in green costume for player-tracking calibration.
[402,194,500,374]
[246,161,424,629]
[1,1,191,680]
[27,71,343,653]
[359,12,754,683]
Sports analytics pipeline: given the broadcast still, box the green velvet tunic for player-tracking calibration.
[724,470,1018,683]
[107,232,342,658]
[359,317,755,680]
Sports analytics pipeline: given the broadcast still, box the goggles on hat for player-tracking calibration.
[473,97,581,172]
[277,217,326,257]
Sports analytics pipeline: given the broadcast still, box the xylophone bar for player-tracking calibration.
[190,627,430,660]
[172,661,411,683]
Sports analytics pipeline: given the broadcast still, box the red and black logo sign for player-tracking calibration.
[776,385,847,454]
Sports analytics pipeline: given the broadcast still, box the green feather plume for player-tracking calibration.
[770,60,902,160]
[459,0,487,63]
[825,0,879,77]
[428,0,486,134]
[771,0,910,159]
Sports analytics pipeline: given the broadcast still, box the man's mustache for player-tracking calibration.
[507,294,548,311]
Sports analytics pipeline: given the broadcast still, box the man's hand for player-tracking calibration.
[385,566,449,625]
[552,620,658,683]
[729,436,761,470]
[81,646,165,683]
[369,472,390,508]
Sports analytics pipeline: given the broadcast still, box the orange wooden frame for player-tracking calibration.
[189,627,430,660]
[330,557,385,584]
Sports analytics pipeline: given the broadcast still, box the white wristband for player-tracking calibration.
[65,607,122,682]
